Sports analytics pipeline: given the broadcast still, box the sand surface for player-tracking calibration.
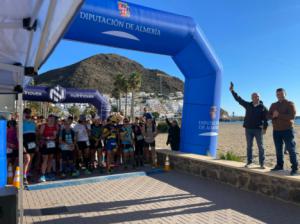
[155,124,300,169]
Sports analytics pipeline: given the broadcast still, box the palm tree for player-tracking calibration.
[114,74,125,112]
[68,104,80,117]
[112,87,121,111]
[128,72,142,120]
[114,74,129,115]
[122,78,129,117]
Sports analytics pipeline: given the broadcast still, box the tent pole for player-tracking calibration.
[17,66,24,224]
[17,92,24,224]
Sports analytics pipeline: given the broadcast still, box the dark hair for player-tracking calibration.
[23,108,31,114]
[276,88,286,93]
[7,120,17,128]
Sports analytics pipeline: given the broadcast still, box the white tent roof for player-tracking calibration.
[0,0,82,92]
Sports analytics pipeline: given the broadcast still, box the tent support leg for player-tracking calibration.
[17,92,24,224]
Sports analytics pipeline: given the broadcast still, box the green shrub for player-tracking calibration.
[152,112,160,120]
[157,122,169,133]
[219,151,242,162]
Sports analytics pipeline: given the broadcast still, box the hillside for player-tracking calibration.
[35,54,183,95]
[35,53,229,117]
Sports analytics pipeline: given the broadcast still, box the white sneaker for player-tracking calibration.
[244,163,252,168]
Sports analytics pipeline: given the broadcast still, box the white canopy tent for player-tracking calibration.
[0,1,83,223]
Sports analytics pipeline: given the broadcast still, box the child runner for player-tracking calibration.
[59,121,79,177]
[120,117,135,169]
[102,116,119,173]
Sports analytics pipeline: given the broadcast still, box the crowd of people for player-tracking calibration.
[6,107,180,185]
[230,83,298,175]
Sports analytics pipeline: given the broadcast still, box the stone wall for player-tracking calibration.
[156,149,300,205]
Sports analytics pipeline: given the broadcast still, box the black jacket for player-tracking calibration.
[166,118,180,151]
[231,90,268,130]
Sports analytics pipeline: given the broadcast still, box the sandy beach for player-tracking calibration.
[156,123,300,169]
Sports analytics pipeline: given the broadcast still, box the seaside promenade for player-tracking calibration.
[23,170,300,224]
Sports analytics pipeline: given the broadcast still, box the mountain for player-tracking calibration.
[35,53,229,118]
[35,54,183,95]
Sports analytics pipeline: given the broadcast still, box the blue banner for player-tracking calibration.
[23,86,110,120]
[64,0,222,157]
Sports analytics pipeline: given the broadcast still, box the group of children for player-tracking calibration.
[6,108,158,184]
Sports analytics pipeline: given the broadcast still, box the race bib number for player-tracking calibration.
[86,141,90,147]
[7,147,13,154]
[27,142,36,150]
[61,144,70,151]
[46,141,56,149]
[137,135,144,141]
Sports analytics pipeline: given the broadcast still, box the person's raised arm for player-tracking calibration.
[230,82,248,108]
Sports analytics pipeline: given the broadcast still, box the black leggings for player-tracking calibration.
[135,140,144,156]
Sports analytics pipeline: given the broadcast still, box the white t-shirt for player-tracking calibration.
[70,122,76,129]
[73,123,89,142]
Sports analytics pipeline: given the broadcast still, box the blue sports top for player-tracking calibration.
[23,120,36,134]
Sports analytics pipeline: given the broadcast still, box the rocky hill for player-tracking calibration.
[35,54,183,95]
[35,53,229,118]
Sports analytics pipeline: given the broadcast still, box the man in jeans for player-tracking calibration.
[268,88,298,175]
[230,82,268,168]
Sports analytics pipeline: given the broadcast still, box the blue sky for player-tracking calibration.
[40,0,300,116]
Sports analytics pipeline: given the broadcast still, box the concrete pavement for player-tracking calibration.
[23,171,300,224]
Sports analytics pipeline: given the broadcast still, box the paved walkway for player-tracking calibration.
[24,171,300,224]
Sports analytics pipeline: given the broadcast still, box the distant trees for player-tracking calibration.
[67,104,80,118]
[128,72,142,120]
[48,104,63,117]
[113,72,142,119]
[113,74,126,114]
[152,112,160,120]
[25,101,42,115]
[83,106,97,117]
[111,87,121,112]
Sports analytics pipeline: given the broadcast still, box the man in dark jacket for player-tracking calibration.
[230,82,268,168]
[166,118,180,151]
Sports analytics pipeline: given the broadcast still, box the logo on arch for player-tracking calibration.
[49,85,66,103]
[210,106,217,120]
[118,1,130,17]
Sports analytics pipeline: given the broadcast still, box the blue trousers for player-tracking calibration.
[245,128,265,165]
[273,129,298,170]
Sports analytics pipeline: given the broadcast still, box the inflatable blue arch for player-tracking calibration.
[23,85,110,120]
[64,0,222,157]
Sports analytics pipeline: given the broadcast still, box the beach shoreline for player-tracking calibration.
[156,123,300,169]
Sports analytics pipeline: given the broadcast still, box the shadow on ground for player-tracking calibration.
[25,171,300,224]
